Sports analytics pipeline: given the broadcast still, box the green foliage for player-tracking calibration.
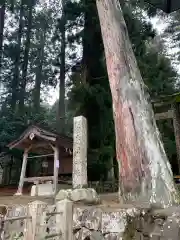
[0,104,52,149]
[67,0,179,179]
[0,0,179,182]
[140,51,177,98]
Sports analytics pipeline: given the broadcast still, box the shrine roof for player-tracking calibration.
[7,125,73,153]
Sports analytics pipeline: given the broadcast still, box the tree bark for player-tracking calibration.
[0,0,6,70]
[82,0,103,85]
[57,0,66,133]
[96,0,177,205]
[33,28,46,113]
[19,0,34,113]
[107,157,115,180]
[11,0,24,112]
[172,102,180,174]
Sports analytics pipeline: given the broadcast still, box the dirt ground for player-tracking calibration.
[0,186,119,207]
[0,186,52,206]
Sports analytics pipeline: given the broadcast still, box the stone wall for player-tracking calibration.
[1,201,180,240]
[73,205,180,240]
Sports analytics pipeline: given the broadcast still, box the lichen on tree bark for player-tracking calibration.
[96,0,177,205]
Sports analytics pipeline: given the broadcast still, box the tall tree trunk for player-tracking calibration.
[11,0,24,112]
[107,157,115,180]
[57,0,66,134]
[96,0,177,205]
[18,0,34,114]
[0,0,6,70]
[82,0,103,85]
[81,0,90,85]
[172,102,180,174]
[33,30,46,113]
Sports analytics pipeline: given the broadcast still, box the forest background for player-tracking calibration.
[0,0,180,181]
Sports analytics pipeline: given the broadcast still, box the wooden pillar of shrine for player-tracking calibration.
[172,102,180,174]
[53,145,59,195]
[15,148,30,195]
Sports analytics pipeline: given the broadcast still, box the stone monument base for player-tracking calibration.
[14,192,22,196]
[56,188,100,204]
[31,183,54,197]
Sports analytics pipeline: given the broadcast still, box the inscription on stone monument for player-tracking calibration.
[73,116,87,188]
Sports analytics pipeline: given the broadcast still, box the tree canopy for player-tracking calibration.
[0,0,179,181]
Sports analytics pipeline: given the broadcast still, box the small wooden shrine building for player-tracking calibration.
[7,125,73,195]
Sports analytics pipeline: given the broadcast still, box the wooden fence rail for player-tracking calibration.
[0,199,73,240]
[0,214,31,240]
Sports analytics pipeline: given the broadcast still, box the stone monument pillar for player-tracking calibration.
[56,115,99,204]
[72,115,87,188]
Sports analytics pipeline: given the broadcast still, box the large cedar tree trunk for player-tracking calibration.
[172,102,180,174]
[19,0,34,113]
[33,29,46,112]
[0,0,6,70]
[11,0,24,111]
[96,0,177,205]
[57,0,66,133]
